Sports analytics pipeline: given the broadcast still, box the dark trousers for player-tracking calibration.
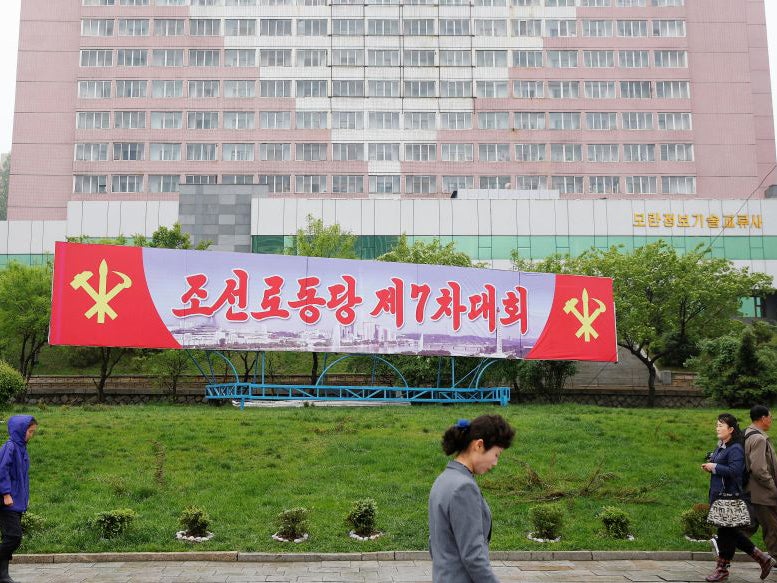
[749,504,777,558]
[718,526,755,560]
[0,510,22,561]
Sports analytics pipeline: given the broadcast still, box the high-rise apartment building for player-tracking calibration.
[7,0,776,220]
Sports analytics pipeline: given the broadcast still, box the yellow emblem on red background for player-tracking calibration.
[563,289,606,342]
[70,260,133,324]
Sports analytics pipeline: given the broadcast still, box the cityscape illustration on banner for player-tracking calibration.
[49,242,618,363]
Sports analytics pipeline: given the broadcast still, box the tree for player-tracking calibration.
[573,241,772,406]
[150,350,192,399]
[285,215,358,384]
[0,154,10,221]
[377,234,473,267]
[0,262,52,380]
[132,223,211,250]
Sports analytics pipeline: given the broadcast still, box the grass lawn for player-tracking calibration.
[7,403,755,554]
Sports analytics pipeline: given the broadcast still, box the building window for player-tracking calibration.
[258,80,292,98]
[626,176,657,194]
[479,144,510,162]
[515,143,546,161]
[149,143,181,161]
[82,19,114,36]
[442,176,474,192]
[581,0,610,4]
[152,49,184,67]
[83,0,116,6]
[259,143,291,161]
[118,18,149,35]
[188,111,219,129]
[653,20,686,37]
[655,50,688,68]
[545,20,576,37]
[295,80,326,98]
[74,175,108,193]
[223,175,254,185]
[479,176,511,189]
[662,176,696,194]
[617,20,648,37]
[189,80,220,98]
[516,175,547,189]
[405,50,435,67]
[296,175,326,193]
[369,81,400,98]
[619,50,650,68]
[551,176,583,193]
[623,143,656,162]
[587,144,619,162]
[224,80,254,98]
[656,81,690,99]
[404,81,435,98]
[333,111,364,130]
[296,143,327,161]
[259,175,291,193]
[475,19,507,36]
[112,175,144,192]
[585,81,616,99]
[75,143,109,161]
[439,19,469,36]
[405,143,436,161]
[224,112,255,129]
[548,112,581,130]
[151,111,182,129]
[77,111,110,129]
[369,175,400,194]
[332,19,364,35]
[260,19,292,35]
[189,50,219,67]
[439,50,471,67]
[114,111,146,128]
[658,112,692,130]
[332,176,364,194]
[406,176,436,194]
[154,19,184,36]
[113,142,144,161]
[368,50,399,66]
[297,49,328,67]
[78,81,112,99]
[478,112,509,130]
[622,112,653,130]
[441,112,472,130]
[513,81,544,98]
[186,143,218,161]
[80,49,113,67]
[550,143,582,162]
[404,19,435,35]
[223,143,255,161]
[332,143,365,161]
[116,80,147,98]
[368,143,400,161]
[589,176,619,194]
[333,80,365,97]
[119,0,149,5]
[184,175,217,185]
[513,50,543,68]
[582,20,613,37]
[152,80,183,97]
[333,49,364,66]
[260,111,291,129]
[620,81,652,99]
[512,19,541,36]
[660,143,694,161]
[584,50,614,68]
[652,0,683,5]
[586,112,617,130]
[297,19,327,36]
[225,19,256,36]
[441,144,474,162]
[226,49,257,67]
[190,19,220,35]
[148,175,180,192]
[547,50,578,68]
[116,49,147,66]
[548,81,579,99]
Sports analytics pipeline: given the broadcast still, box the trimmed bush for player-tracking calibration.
[179,506,210,537]
[0,361,25,405]
[346,498,378,536]
[91,509,137,539]
[275,507,309,540]
[21,512,47,536]
[681,503,715,540]
[529,504,564,540]
[599,506,632,539]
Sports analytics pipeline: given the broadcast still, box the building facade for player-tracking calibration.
[6,0,777,220]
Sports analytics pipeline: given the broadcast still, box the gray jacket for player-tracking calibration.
[428,461,500,583]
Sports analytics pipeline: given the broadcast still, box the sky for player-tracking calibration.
[0,1,776,153]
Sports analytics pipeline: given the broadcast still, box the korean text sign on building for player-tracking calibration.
[49,242,617,362]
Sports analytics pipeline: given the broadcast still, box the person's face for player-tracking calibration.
[25,424,37,443]
[716,420,734,442]
[470,440,505,475]
[760,413,773,431]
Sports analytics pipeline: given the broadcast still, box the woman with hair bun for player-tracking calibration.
[428,414,515,583]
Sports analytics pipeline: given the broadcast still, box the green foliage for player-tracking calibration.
[285,215,357,259]
[275,507,310,540]
[688,323,777,407]
[132,223,211,251]
[21,512,47,536]
[680,504,714,540]
[149,350,191,397]
[378,234,473,267]
[681,505,711,540]
[0,153,9,221]
[598,506,632,539]
[346,498,378,536]
[0,361,25,405]
[0,262,52,379]
[529,504,564,540]
[179,506,210,537]
[91,509,137,539]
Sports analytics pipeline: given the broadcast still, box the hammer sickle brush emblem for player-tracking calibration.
[70,260,133,324]
[563,288,606,342]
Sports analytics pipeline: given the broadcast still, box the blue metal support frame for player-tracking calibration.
[188,351,510,408]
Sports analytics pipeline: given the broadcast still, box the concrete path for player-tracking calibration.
[7,559,771,583]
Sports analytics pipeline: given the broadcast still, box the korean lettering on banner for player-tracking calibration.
[174,273,529,334]
[633,213,763,229]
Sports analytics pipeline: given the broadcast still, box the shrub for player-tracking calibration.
[0,361,25,405]
[529,504,564,540]
[91,509,137,539]
[21,512,46,536]
[598,506,632,539]
[346,499,378,536]
[179,506,210,537]
[681,503,715,540]
[275,507,309,540]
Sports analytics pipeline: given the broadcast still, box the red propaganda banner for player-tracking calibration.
[49,242,618,362]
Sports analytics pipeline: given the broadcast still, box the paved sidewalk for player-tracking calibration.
[6,559,771,583]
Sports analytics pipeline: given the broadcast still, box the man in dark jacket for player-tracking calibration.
[0,415,37,583]
[745,405,777,558]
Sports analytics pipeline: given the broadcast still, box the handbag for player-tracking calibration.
[707,479,752,528]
